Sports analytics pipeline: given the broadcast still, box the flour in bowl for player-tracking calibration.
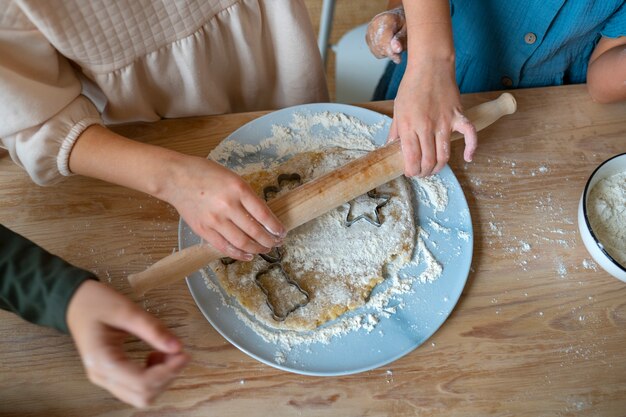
[587,171,626,267]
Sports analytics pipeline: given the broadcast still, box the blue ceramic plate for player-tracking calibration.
[180,103,472,376]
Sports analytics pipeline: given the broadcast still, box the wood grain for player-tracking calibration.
[1,85,626,417]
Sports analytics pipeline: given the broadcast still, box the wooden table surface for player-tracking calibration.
[1,84,625,417]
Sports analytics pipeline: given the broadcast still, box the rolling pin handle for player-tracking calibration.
[128,243,223,296]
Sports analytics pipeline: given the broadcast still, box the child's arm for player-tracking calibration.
[0,14,284,261]
[367,1,477,177]
[69,125,285,262]
[0,224,95,332]
[587,36,626,103]
[391,1,476,177]
[0,225,189,407]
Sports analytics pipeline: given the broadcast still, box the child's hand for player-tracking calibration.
[67,280,190,408]
[366,6,407,64]
[68,126,284,261]
[390,60,477,177]
[163,157,285,261]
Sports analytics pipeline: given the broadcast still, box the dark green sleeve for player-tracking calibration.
[0,224,97,333]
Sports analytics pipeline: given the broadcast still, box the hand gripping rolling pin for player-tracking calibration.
[128,93,517,295]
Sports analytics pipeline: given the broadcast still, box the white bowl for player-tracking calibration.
[578,152,626,282]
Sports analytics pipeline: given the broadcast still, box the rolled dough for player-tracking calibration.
[209,147,416,330]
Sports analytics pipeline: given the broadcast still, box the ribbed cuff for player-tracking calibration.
[57,117,103,177]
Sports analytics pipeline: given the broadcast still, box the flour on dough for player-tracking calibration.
[209,147,416,330]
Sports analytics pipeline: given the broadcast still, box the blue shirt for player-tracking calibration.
[374,0,626,99]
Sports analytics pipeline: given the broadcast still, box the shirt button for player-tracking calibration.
[524,32,537,44]
[501,76,513,87]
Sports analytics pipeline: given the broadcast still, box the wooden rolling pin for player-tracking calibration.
[128,93,517,295]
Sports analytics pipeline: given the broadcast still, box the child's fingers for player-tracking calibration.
[433,129,451,174]
[89,353,188,409]
[193,219,254,261]
[241,191,286,239]
[230,204,283,249]
[399,129,422,177]
[417,127,437,177]
[388,26,407,64]
[91,314,190,408]
[82,347,152,406]
[389,53,402,65]
[108,305,182,354]
[387,118,399,143]
[391,25,407,54]
[196,227,253,261]
[96,376,153,408]
[137,353,190,406]
[146,351,167,367]
[453,113,478,162]
[366,18,393,58]
[217,219,270,255]
[367,11,404,59]
[143,352,190,390]
[87,347,187,407]
[93,370,157,409]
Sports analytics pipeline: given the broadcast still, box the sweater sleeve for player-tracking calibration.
[0,4,102,186]
[0,224,97,333]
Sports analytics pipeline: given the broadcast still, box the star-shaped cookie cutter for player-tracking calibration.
[344,189,391,227]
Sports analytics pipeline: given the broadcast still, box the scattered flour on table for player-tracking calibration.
[464,157,582,276]
[587,171,626,267]
[201,110,452,355]
[489,221,503,237]
[582,258,598,271]
[555,257,568,278]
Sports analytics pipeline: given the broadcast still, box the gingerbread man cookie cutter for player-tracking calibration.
[221,173,310,321]
[255,262,310,322]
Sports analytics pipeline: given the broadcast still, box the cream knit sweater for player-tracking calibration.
[0,0,328,185]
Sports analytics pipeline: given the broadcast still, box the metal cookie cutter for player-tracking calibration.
[220,257,236,265]
[220,247,283,266]
[263,173,302,201]
[255,263,310,321]
[344,189,391,227]
[259,247,283,263]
